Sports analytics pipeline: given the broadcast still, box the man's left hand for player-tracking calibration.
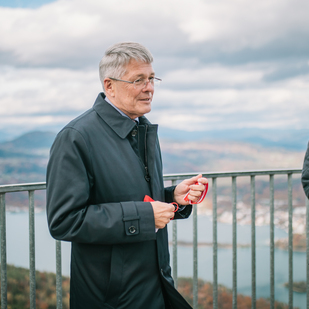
[173,174,208,205]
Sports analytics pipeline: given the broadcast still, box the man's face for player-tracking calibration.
[105,59,155,119]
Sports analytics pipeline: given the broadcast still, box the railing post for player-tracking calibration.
[287,173,293,309]
[56,240,63,309]
[193,196,198,309]
[212,177,218,309]
[251,175,256,309]
[172,179,178,289]
[232,176,237,309]
[0,193,7,309]
[29,190,36,309]
[269,174,275,309]
[306,198,309,308]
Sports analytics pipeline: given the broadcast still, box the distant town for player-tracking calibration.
[199,200,306,235]
[197,194,307,251]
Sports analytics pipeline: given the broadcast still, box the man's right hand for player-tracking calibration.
[150,201,175,229]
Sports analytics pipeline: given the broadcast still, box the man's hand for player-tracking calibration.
[151,201,175,229]
[174,174,208,205]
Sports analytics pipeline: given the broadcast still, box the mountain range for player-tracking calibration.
[158,127,309,151]
[0,129,306,185]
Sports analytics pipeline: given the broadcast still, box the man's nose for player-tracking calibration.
[142,80,154,92]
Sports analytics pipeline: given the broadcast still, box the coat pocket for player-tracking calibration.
[103,244,124,308]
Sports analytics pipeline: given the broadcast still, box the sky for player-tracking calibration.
[0,0,309,139]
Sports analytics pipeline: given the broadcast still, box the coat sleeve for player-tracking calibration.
[46,127,156,245]
[302,142,309,199]
[164,186,192,219]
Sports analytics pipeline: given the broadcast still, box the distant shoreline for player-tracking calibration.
[169,240,250,248]
[171,236,306,252]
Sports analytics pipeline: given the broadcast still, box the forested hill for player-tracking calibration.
[0,131,56,184]
[2,264,292,309]
[0,131,56,155]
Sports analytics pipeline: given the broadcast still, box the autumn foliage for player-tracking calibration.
[178,277,296,309]
[0,266,298,309]
[0,264,70,309]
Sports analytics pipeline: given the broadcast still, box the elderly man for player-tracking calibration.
[46,42,207,309]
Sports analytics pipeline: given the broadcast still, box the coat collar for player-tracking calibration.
[93,93,156,139]
[93,93,137,139]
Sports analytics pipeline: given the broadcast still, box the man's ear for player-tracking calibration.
[104,78,115,97]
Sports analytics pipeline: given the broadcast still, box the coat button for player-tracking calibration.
[131,129,137,137]
[129,226,137,234]
[145,175,150,182]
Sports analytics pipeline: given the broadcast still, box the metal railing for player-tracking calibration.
[0,168,307,309]
[0,182,63,309]
[166,168,306,309]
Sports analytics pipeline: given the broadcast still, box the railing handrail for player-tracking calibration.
[0,182,46,193]
[163,168,302,181]
[0,168,302,194]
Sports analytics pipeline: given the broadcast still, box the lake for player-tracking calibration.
[4,211,306,308]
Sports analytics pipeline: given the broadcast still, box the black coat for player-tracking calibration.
[302,143,309,198]
[46,93,192,309]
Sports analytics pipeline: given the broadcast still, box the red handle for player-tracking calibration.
[183,181,208,204]
[144,195,179,213]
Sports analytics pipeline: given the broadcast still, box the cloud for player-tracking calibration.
[0,0,308,136]
[1,0,309,68]
[161,64,266,89]
[0,66,101,133]
[178,0,309,49]
[149,72,309,131]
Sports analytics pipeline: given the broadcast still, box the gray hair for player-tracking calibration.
[99,42,153,91]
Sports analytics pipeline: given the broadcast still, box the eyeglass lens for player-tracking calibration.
[134,78,160,88]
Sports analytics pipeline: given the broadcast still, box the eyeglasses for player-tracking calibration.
[109,76,162,89]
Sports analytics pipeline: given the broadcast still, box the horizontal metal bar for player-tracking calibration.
[0,182,46,193]
[163,168,302,181]
[0,168,301,193]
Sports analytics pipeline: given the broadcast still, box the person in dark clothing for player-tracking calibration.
[46,42,208,309]
[302,144,309,198]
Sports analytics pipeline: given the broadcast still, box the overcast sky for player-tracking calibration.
[0,0,308,138]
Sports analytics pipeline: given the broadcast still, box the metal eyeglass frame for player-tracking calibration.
[109,77,162,89]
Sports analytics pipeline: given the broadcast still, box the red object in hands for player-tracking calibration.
[144,195,179,213]
[144,195,154,202]
[171,202,179,212]
[183,182,208,204]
